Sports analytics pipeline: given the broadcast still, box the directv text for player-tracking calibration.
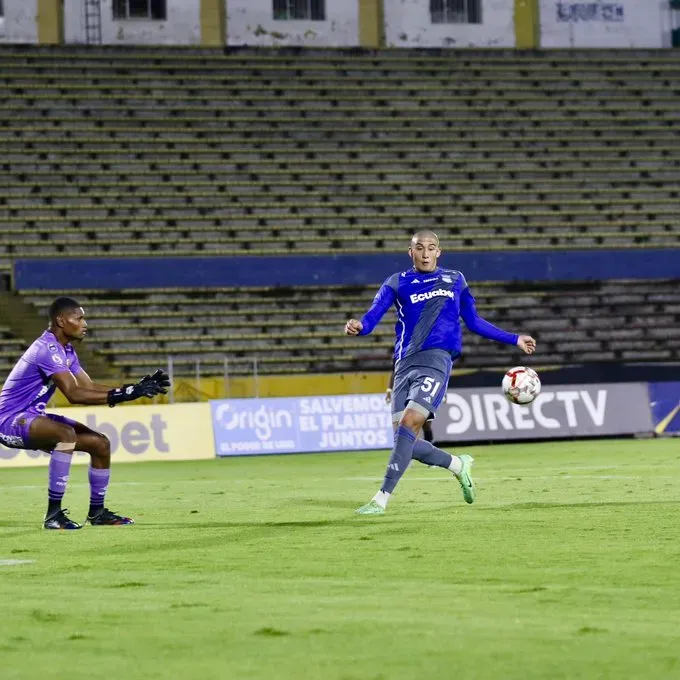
[444,390,607,434]
[431,383,653,442]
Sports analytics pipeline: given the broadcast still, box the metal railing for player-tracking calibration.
[164,355,261,403]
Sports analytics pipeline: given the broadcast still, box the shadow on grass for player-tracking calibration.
[299,499,362,509]
[138,518,351,530]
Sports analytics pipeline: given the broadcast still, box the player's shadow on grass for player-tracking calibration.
[141,519,349,530]
[299,499,362,510]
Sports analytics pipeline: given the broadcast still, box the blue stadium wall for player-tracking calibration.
[13,249,680,290]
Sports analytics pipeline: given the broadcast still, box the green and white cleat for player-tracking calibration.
[355,500,386,515]
[456,454,476,504]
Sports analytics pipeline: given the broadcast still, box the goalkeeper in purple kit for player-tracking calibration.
[345,231,536,514]
[0,297,170,530]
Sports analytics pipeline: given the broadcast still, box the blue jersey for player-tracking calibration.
[359,267,518,364]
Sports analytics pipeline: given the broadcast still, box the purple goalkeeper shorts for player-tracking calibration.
[0,411,79,450]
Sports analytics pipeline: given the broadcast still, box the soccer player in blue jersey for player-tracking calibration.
[0,297,170,530]
[345,231,536,514]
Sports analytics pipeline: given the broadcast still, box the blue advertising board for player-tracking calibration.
[648,382,680,435]
[210,395,393,456]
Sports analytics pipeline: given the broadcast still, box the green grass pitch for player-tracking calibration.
[1,438,680,680]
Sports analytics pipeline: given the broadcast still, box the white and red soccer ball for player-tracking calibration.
[502,366,541,405]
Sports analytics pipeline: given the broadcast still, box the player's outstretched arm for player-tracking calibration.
[517,335,537,355]
[74,369,117,394]
[346,278,397,337]
[136,369,171,394]
[52,371,120,406]
[460,288,536,350]
[345,319,363,335]
[106,369,170,407]
[52,370,169,407]
[76,368,170,394]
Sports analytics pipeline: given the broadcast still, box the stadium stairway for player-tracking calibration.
[0,324,28,377]
[0,290,114,380]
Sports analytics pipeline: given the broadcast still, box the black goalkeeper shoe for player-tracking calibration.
[87,508,135,526]
[44,509,83,531]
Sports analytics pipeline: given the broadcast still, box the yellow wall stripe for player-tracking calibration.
[37,0,63,45]
[514,0,539,49]
[359,0,383,48]
[201,0,226,47]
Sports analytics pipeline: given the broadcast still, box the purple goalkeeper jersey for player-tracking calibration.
[0,330,82,417]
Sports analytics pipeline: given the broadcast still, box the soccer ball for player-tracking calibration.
[502,366,541,406]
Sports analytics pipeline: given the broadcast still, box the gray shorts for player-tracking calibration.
[391,354,452,422]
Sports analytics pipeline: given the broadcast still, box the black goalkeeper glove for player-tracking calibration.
[107,376,166,407]
[140,369,171,394]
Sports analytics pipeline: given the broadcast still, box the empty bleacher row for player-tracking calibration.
[0,47,679,269]
[20,279,680,377]
[0,326,28,377]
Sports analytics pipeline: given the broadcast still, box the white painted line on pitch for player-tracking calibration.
[0,559,35,567]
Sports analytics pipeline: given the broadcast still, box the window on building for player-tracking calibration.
[273,0,326,21]
[113,0,167,20]
[430,0,482,24]
[0,0,5,36]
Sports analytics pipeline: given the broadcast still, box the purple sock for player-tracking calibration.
[48,451,73,508]
[88,467,110,515]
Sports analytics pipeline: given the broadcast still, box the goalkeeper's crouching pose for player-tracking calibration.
[0,297,171,530]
